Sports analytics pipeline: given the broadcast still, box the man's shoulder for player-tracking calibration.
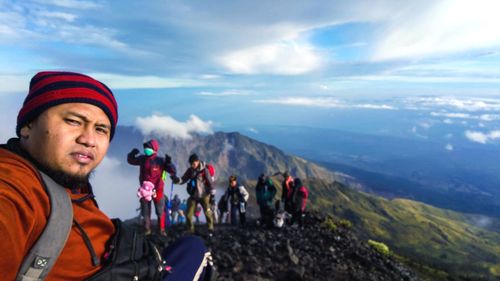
[0,147,37,174]
[0,147,44,196]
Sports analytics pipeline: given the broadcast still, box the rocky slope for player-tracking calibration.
[158,213,418,281]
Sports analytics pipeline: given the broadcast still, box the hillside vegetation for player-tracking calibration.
[304,179,500,280]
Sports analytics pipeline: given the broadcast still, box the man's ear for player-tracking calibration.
[19,123,32,139]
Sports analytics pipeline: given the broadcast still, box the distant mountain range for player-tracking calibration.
[245,125,500,219]
[110,126,359,186]
[110,126,500,280]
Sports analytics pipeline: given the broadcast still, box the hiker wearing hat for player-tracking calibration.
[0,71,216,280]
[221,175,249,226]
[127,139,176,236]
[171,153,215,234]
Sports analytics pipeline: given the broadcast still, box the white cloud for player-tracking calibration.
[355,104,395,110]
[464,130,500,144]
[254,97,395,110]
[198,90,251,97]
[218,40,322,75]
[135,114,214,140]
[417,121,433,129]
[36,11,78,22]
[445,144,454,151]
[34,0,100,9]
[407,97,500,112]
[247,127,259,134]
[93,73,203,89]
[92,156,140,219]
[374,0,500,60]
[255,97,344,108]
[443,119,453,124]
[199,74,220,80]
[431,112,471,119]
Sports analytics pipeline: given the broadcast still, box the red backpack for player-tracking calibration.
[205,163,216,182]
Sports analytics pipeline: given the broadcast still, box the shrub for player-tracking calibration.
[338,219,353,229]
[368,239,390,256]
[323,216,337,232]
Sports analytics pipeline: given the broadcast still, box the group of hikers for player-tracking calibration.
[1,71,219,280]
[0,71,309,280]
[128,139,310,236]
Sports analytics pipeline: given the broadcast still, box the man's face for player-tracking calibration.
[20,103,111,181]
[230,179,237,187]
[191,160,200,169]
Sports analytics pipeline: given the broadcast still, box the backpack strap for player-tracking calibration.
[16,172,74,281]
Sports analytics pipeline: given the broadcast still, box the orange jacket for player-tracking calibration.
[0,147,115,280]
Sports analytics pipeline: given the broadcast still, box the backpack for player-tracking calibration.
[205,163,216,183]
[188,163,216,196]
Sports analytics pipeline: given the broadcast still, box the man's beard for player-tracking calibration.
[39,164,93,190]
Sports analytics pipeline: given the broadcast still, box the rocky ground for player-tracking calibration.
[159,213,419,281]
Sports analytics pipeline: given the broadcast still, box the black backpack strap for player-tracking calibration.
[16,172,74,281]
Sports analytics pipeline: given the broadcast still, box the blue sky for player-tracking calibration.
[1,0,500,139]
[3,0,500,218]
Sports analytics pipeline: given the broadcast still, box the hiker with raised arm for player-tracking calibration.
[0,71,215,280]
[171,153,216,236]
[128,139,176,236]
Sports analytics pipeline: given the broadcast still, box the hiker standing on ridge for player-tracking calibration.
[171,194,181,224]
[290,177,309,227]
[256,174,277,227]
[281,171,295,214]
[217,192,229,224]
[171,153,215,235]
[128,139,176,236]
[0,71,215,280]
[222,175,249,226]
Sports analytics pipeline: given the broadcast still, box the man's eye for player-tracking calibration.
[96,127,109,135]
[65,118,80,125]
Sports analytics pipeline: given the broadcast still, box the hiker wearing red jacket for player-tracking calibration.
[128,139,176,235]
[281,171,295,213]
[291,177,309,226]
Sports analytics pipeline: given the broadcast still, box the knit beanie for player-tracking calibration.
[16,71,118,140]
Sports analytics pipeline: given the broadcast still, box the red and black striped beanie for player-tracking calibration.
[16,71,118,140]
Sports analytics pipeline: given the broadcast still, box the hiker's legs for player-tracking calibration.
[239,203,247,225]
[200,195,214,231]
[178,210,185,224]
[171,210,178,224]
[186,197,197,232]
[140,198,152,231]
[212,204,218,224]
[230,204,238,225]
[154,196,166,231]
